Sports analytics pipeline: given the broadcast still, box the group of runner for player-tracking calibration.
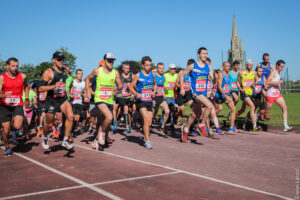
[0,48,293,156]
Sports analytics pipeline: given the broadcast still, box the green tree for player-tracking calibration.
[0,55,5,73]
[19,64,36,82]
[116,60,156,74]
[35,61,52,77]
[57,47,77,73]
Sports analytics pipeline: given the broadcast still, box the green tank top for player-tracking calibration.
[94,67,116,105]
[164,73,178,98]
[241,69,255,96]
[66,75,74,99]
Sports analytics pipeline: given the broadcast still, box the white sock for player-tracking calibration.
[284,120,289,128]
[63,136,68,141]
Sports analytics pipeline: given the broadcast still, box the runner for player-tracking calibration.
[39,51,74,150]
[214,61,237,133]
[229,60,240,105]
[0,57,29,156]
[85,53,122,151]
[70,69,86,136]
[164,64,178,129]
[180,47,213,142]
[130,56,156,149]
[153,63,170,133]
[236,59,258,131]
[265,60,293,132]
[113,62,133,133]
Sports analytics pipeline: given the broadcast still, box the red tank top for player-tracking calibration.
[1,72,24,106]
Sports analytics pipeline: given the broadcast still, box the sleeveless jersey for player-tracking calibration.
[190,62,210,96]
[183,74,191,92]
[71,79,85,104]
[118,73,132,99]
[207,79,214,97]
[94,67,116,105]
[266,71,281,98]
[260,62,272,80]
[1,72,24,106]
[47,67,67,99]
[229,70,239,91]
[241,69,255,96]
[155,74,165,97]
[215,71,230,99]
[164,73,178,98]
[136,71,154,102]
[253,77,264,96]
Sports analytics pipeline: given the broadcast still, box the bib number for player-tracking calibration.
[54,83,66,98]
[141,89,152,101]
[166,82,175,90]
[4,95,21,106]
[156,86,164,96]
[39,92,45,101]
[99,87,112,99]
[244,79,253,89]
[196,80,206,92]
[231,82,237,89]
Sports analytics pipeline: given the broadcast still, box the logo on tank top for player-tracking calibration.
[192,68,208,74]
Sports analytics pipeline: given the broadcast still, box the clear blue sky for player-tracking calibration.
[1,0,300,79]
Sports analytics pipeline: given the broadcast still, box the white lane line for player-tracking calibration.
[2,149,123,200]
[0,171,179,200]
[74,143,293,200]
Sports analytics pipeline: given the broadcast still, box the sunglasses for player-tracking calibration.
[56,58,65,62]
[107,59,115,63]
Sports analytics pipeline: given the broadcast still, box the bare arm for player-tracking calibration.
[115,71,122,90]
[266,71,282,86]
[217,71,227,97]
[175,71,182,88]
[180,64,193,96]
[237,71,244,92]
[129,73,140,98]
[39,68,56,92]
[85,68,98,98]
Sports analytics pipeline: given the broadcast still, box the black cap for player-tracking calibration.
[53,51,65,60]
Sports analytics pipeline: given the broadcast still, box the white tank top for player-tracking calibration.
[72,80,85,104]
[266,70,281,97]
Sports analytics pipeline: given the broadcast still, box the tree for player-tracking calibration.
[57,47,77,73]
[19,64,36,82]
[0,55,5,73]
[116,60,156,74]
[35,61,52,76]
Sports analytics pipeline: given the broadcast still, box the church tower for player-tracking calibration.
[228,15,244,69]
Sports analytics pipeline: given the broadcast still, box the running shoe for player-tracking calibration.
[98,145,104,151]
[208,128,216,137]
[99,132,105,145]
[41,136,49,150]
[92,139,99,149]
[37,127,43,137]
[11,131,18,145]
[228,127,235,133]
[253,127,259,131]
[87,127,93,134]
[264,113,270,121]
[126,126,131,134]
[259,115,264,121]
[144,141,152,149]
[62,140,74,149]
[160,125,168,134]
[68,135,73,143]
[189,127,198,136]
[216,128,224,135]
[181,126,189,143]
[4,148,12,157]
[284,126,293,132]
[53,128,59,139]
[113,120,117,131]
[105,137,114,144]
[197,124,208,137]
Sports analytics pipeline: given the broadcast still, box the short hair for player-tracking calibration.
[233,60,240,65]
[197,47,207,55]
[263,53,270,59]
[187,59,195,65]
[276,60,285,67]
[76,69,83,74]
[122,61,130,66]
[222,61,230,66]
[5,57,18,65]
[255,66,262,71]
[206,57,211,63]
[141,56,152,65]
[157,62,164,67]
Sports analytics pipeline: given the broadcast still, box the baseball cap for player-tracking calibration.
[53,51,65,60]
[246,59,254,65]
[99,60,105,66]
[104,52,116,60]
[169,64,176,69]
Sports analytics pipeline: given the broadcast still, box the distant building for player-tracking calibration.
[228,15,245,69]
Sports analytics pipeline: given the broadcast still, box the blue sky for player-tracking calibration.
[1,0,300,79]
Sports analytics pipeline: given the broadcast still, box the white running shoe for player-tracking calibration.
[284,126,293,132]
[62,140,74,149]
[42,136,49,150]
[99,132,105,145]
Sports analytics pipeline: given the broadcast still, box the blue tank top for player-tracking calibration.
[136,71,154,102]
[229,70,239,91]
[190,62,210,96]
[260,62,272,80]
[215,71,230,99]
[253,77,264,96]
[155,74,165,87]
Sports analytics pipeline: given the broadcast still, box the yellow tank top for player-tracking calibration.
[241,69,254,96]
[94,67,116,105]
[164,73,178,98]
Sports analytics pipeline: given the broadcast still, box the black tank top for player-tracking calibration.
[47,67,67,98]
[118,73,132,96]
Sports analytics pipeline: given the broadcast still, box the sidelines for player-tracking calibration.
[1,148,123,200]
[0,171,179,200]
[74,143,293,200]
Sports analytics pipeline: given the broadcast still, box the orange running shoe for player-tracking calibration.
[37,127,43,137]
[197,124,208,137]
[181,126,189,143]
[52,127,59,139]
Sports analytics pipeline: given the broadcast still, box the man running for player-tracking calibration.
[0,57,29,156]
[181,47,213,142]
[153,63,170,133]
[237,59,258,131]
[229,60,240,105]
[86,53,122,150]
[113,62,133,133]
[130,56,156,149]
[265,60,292,132]
[39,51,74,150]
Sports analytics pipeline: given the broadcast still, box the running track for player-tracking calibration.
[0,125,299,200]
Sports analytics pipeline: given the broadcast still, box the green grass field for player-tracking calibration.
[159,94,300,127]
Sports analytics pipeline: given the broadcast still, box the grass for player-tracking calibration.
[158,94,300,126]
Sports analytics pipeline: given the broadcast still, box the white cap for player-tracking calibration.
[105,52,116,60]
[246,59,254,65]
[169,64,176,69]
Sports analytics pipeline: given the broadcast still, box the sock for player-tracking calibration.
[284,120,288,128]
[63,136,68,141]
[199,123,205,127]
[184,127,189,132]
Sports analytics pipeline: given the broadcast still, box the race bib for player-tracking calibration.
[231,82,237,89]
[244,79,253,89]
[99,87,112,99]
[156,86,164,96]
[196,80,206,92]
[122,87,131,97]
[207,82,213,92]
[166,82,175,90]
[183,82,190,91]
[84,97,90,103]
[255,85,263,94]
[141,89,152,101]
[54,83,66,98]
[272,87,280,96]
[73,89,82,99]
[223,84,230,94]
[4,95,21,106]
[39,92,46,101]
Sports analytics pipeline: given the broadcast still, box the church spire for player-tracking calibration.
[232,15,238,38]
